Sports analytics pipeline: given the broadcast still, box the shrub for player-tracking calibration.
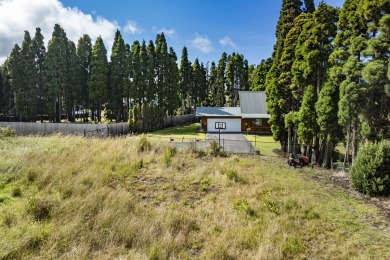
[0,126,16,139]
[350,141,390,196]
[208,140,221,156]
[163,147,176,167]
[137,135,151,153]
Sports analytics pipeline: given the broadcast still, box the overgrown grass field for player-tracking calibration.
[0,135,389,259]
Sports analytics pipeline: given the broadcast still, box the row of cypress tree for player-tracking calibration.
[264,0,390,168]
[0,25,252,124]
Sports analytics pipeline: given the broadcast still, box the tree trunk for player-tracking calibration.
[343,124,351,170]
[351,122,359,166]
[97,103,102,122]
[287,125,292,156]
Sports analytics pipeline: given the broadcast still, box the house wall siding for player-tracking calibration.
[241,118,271,133]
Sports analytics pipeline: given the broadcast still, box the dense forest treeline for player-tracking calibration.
[1,0,389,170]
[0,25,258,124]
[263,0,390,169]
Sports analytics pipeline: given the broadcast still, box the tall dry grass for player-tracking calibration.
[0,135,389,259]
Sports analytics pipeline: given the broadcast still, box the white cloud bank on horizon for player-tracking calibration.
[219,36,238,49]
[189,34,214,53]
[0,0,119,64]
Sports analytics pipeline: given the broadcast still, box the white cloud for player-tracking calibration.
[219,36,238,49]
[124,20,143,35]
[0,0,118,64]
[189,34,214,53]
[155,27,176,38]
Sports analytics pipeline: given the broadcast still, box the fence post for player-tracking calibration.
[83,129,86,137]
[223,139,225,152]
[107,125,110,137]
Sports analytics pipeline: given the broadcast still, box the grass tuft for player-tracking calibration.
[137,135,151,153]
[28,197,57,221]
[11,186,22,197]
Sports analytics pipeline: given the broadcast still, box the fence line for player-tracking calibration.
[0,122,129,136]
[147,135,259,155]
[0,114,196,137]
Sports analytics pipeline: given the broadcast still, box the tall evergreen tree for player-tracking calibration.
[146,40,157,103]
[139,40,149,104]
[18,31,37,121]
[155,33,169,111]
[30,28,46,122]
[44,24,69,122]
[249,58,273,91]
[265,0,303,151]
[360,13,390,140]
[208,61,218,106]
[199,62,208,106]
[298,85,318,155]
[216,52,227,106]
[76,34,92,121]
[130,40,142,106]
[192,58,202,107]
[1,64,14,115]
[65,40,80,122]
[5,44,23,117]
[166,47,180,116]
[179,47,192,113]
[109,30,127,121]
[332,0,368,166]
[87,36,109,122]
[124,43,133,118]
[291,2,339,161]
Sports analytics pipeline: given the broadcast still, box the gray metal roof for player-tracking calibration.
[238,91,269,117]
[196,91,270,118]
[196,107,241,117]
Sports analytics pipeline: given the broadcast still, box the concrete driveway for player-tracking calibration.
[207,133,257,154]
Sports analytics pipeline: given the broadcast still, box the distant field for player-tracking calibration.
[0,135,389,259]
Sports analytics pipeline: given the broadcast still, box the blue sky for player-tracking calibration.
[0,0,345,65]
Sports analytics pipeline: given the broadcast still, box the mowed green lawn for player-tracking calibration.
[244,134,281,157]
[0,135,389,259]
[147,123,206,141]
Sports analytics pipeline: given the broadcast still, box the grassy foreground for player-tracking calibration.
[0,135,389,259]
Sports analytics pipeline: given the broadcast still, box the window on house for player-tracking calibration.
[252,119,263,126]
[252,119,268,126]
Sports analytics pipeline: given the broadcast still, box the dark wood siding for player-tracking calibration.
[241,118,271,133]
